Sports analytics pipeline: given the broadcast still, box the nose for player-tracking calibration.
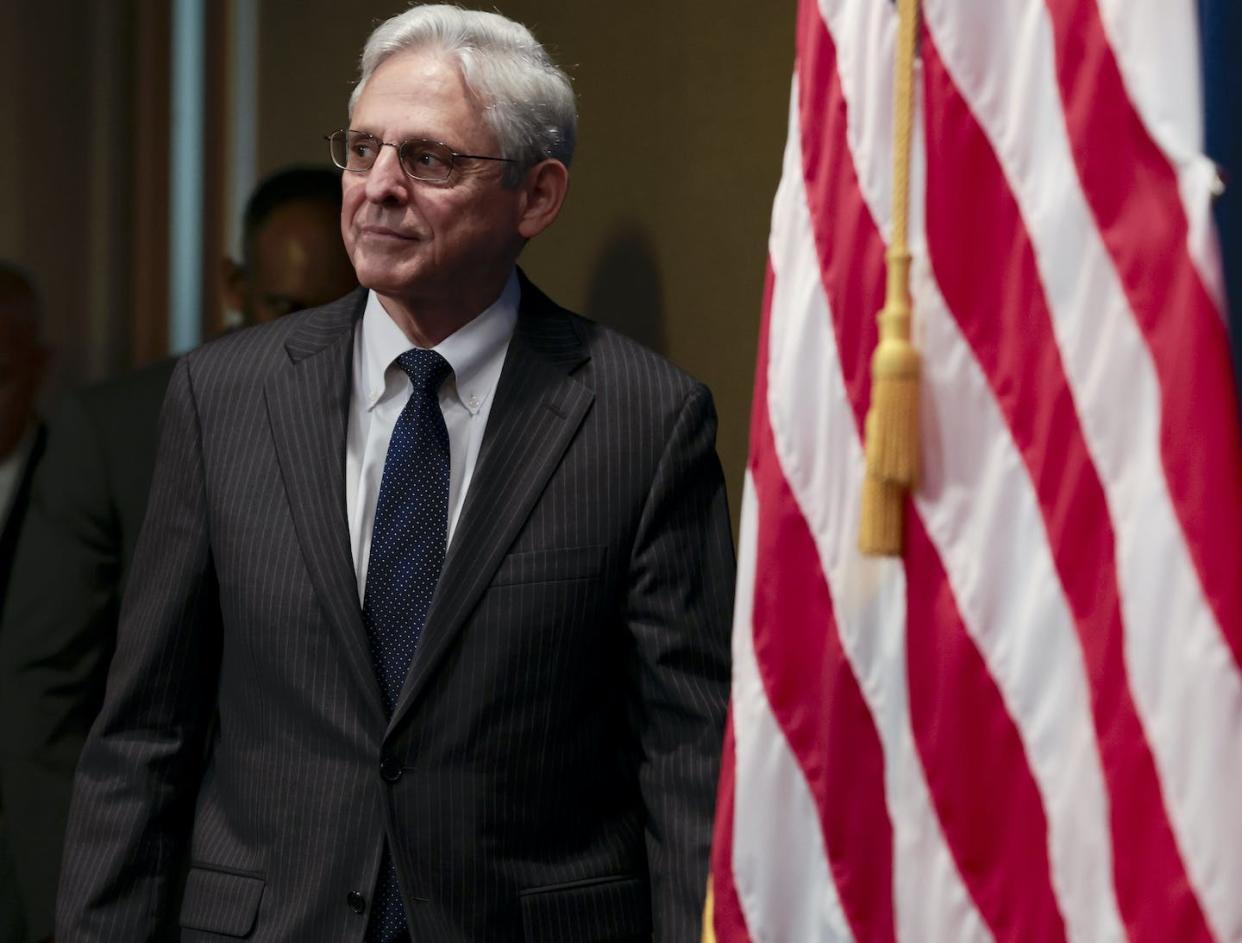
[363,143,410,204]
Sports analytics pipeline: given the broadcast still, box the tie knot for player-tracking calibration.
[396,348,452,396]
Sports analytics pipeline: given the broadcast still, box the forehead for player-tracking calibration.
[351,48,485,141]
[250,204,356,299]
[0,315,38,360]
[252,201,338,261]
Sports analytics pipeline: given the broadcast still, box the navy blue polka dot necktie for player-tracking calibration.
[363,347,452,943]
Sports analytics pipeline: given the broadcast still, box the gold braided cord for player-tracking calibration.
[859,0,922,556]
[890,0,918,253]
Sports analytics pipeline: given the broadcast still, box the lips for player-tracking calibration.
[359,224,418,241]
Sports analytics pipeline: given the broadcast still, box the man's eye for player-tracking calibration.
[411,148,448,168]
[351,140,376,159]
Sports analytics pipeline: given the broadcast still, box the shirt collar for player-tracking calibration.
[358,270,519,415]
[0,423,38,524]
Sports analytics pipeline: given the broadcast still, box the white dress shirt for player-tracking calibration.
[345,272,518,600]
[0,425,37,528]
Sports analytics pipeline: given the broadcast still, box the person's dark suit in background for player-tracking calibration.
[0,167,358,943]
[57,6,733,942]
[0,264,49,616]
[0,264,50,943]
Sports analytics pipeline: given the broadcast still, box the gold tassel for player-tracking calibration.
[859,0,920,557]
[859,470,905,556]
[864,249,920,487]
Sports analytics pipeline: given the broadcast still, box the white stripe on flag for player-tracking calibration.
[816,0,897,242]
[910,263,1127,943]
[820,2,1128,937]
[1092,0,1225,308]
[769,80,994,943]
[923,2,1242,940]
[730,476,855,943]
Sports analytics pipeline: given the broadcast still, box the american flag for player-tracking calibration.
[706,1,1242,941]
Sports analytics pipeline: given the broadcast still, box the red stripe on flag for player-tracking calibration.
[904,508,1069,942]
[921,30,1214,943]
[798,8,1072,933]
[1043,0,1242,664]
[748,456,896,943]
[749,251,896,943]
[796,0,884,434]
[708,712,755,943]
[745,248,894,943]
[706,264,784,943]
[796,7,1073,938]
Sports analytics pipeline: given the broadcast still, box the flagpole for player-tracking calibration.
[860,0,921,556]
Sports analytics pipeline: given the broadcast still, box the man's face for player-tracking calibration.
[341,49,528,318]
[226,200,358,324]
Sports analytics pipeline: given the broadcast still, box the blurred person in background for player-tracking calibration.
[223,165,360,325]
[0,262,49,943]
[0,264,48,616]
[0,166,356,943]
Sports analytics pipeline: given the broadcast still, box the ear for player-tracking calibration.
[516,159,570,240]
[221,257,247,314]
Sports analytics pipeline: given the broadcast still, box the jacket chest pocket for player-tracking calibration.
[490,545,607,587]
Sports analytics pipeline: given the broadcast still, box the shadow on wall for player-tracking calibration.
[584,225,666,356]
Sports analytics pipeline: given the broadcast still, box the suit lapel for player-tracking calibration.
[389,280,594,728]
[265,289,387,727]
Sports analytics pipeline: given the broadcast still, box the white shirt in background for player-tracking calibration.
[0,425,38,529]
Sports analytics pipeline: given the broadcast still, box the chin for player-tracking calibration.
[353,257,419,296]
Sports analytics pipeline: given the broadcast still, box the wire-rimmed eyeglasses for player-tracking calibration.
[326,128,514,184]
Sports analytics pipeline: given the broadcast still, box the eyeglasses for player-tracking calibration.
[325,128,514,184]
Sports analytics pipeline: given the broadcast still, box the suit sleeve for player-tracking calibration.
[626,382,734,943]
[55,358,221,940]
[0,392,121,942]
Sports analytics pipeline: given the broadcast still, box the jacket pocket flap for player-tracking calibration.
[519,874,651,941]
[492,545,606,587]
[179,865,265,937]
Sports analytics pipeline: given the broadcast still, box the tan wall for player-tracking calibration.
[254,0,795,519]
[0,4,135,388]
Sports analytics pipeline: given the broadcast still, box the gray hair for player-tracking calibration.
[349,4,577,184]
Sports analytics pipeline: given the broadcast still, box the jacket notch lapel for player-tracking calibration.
[265,293,387,727]
[387,291,593,728]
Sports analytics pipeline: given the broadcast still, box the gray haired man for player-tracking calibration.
[57,6,733,941]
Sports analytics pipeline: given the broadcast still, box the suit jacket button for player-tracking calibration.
[380,755,403,783]
[347,890,367,914]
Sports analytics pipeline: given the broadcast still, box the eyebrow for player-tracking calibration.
[348,127,435,141]
[352,127,470,147]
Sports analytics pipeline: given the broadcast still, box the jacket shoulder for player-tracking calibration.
[519,276,703,405]
[574,316,700,397]
[180,289,364,394]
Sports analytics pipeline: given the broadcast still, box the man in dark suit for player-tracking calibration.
[0,168,357,943]
[0,265,48,616]
[0,263,50,943]
[57,6,733,942]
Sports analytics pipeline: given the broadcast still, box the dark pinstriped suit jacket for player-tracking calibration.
[57,277,734,942]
